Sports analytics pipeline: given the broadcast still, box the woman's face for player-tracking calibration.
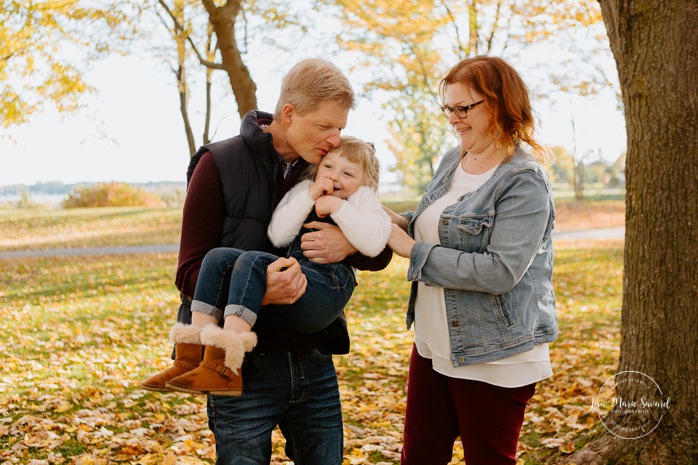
[443,83,493,154]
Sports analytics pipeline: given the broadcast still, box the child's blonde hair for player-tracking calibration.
[305,136,381,192]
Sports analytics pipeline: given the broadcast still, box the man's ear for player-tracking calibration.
[281,104,295,124]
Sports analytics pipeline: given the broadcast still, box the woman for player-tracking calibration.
[386,56,558,465]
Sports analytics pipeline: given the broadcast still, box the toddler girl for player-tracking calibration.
[142,136,390,396]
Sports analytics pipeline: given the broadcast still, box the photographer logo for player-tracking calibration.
[591,371,670,439]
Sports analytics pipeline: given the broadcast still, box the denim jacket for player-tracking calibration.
[404,146,558,366]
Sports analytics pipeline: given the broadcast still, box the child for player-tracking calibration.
[142,136,391,396]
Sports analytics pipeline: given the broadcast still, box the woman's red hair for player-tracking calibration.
[440,56,548,162]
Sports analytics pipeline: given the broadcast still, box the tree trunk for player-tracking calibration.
[203,22,215,146]
[177,63,197,156]
[563,1,698,462]
[175,7,196,157]
[573,156,585,201]
[202,0,257,118]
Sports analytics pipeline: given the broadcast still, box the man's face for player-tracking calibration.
[284,102,349,165]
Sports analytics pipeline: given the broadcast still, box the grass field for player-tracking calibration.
[0,206,624,464]
[0,198,624,252]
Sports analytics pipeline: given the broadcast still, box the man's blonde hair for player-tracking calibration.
[306,136,381,192]
[274,58,355,118]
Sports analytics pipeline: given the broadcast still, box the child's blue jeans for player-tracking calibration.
[191,246,356,333]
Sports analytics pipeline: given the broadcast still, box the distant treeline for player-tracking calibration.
[0,181,186,196]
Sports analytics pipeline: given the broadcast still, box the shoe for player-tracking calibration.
[141,323,204,392]
[166,325,257,396]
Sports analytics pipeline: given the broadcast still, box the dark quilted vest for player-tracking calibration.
[188,137,276,253]
[186,111,282,254]
[185,111,349,354]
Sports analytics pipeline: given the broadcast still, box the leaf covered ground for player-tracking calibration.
[0,237,623,464]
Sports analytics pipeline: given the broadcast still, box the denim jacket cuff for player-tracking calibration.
[407,241,437,282]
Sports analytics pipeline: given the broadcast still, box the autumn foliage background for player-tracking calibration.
[0,202,624,464]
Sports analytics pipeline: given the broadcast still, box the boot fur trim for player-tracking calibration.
[200,325,257,372]
[169,323,203,345]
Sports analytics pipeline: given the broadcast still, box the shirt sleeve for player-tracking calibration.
[175,151,225,297]
[330,187,392,257]
[346,246,393,271]
[267,180,315,248]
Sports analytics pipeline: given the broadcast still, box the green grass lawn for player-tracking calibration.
[0,207,183,251]
[0,198,624,253]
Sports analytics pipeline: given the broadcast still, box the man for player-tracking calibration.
[143,58,392,464]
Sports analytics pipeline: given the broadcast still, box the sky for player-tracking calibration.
[1,35,626,189]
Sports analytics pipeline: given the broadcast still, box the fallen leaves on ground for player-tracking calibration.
[0,239,623,464]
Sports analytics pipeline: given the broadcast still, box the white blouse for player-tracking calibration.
[413,162,552,387]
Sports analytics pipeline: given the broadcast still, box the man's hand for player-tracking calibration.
[261,257,307,305]
[300,221,357,264]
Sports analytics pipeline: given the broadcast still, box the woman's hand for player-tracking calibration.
[383,206,409,231]
[387,223,416,258]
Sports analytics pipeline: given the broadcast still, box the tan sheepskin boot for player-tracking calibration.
[141,323,204,392]
[165,325,257,396]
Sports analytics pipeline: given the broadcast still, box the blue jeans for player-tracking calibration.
[207,349,343,464]
[191,246,355,333]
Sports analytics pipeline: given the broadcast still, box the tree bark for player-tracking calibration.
[158,0,197,155]
[177,63,197,156]
[201,0,257,118]
[563,0,698,462]
[175,4,196,157]
[203,22,215,146]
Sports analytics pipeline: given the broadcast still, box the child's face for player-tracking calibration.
[316,151,364,199]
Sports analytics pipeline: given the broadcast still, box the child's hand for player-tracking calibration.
[308,177,334,200]
[315,195,343,217]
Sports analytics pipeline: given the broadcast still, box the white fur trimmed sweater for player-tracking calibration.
[267,180,391,258]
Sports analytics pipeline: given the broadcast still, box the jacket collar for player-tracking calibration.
[241,110,275,154]
[240,110,279,175]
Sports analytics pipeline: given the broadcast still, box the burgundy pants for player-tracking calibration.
[401,345,536,465]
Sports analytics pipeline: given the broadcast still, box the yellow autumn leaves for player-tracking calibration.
[0,204,624,464]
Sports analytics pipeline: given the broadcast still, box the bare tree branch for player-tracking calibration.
[408,44,440,103]
[467,0,479,56]
[485,0,503,54]
[153,7,178,75]
[441,0,467,60]
[157,0,225,70]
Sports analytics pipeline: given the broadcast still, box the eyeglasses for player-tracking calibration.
[440,100,484,119]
